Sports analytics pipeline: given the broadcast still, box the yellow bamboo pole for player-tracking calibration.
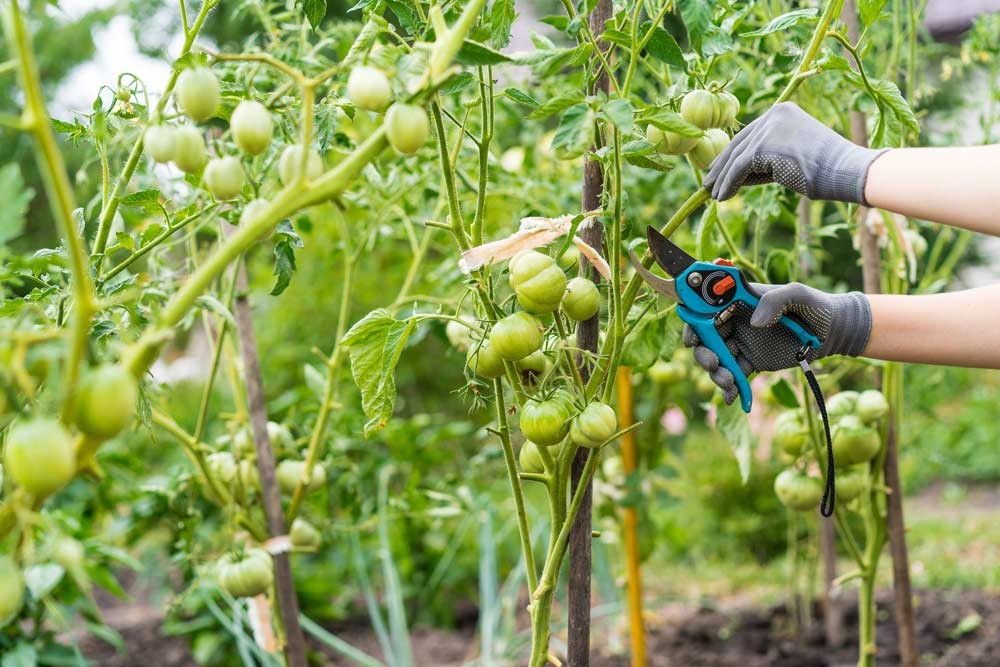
[616,366,646,666]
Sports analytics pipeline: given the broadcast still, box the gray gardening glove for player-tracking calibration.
[683,283,872,405]
[703,102,887,204]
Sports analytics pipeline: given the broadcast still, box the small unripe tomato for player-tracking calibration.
[570,401,618,448]
[230,101,274,155]
[647,359,687,385]
[826,390,859,421]
[347,66,392,112]
[489,312,543,361]
[509,250,566,314]
[385,103,429,154]
[520,396,573,446]
[52,537,84,572]
[557,245,580,271]
[466,340,505,379]
[773,411,808,457]
[207,451,238,483]
[144,125,176,164]
[239,198,271,229]
[218,549,273,598]
[238,459,258,490]
[0,556,24,627]
[446,318,476,352]
[832,415,881,465]
[835,465,868,503]
[687,128,730,169]
[518,441,544,474]
[203,156,245,201]
[116,88,131,103]
[278,145,323,184]
[515,350,549,375]
[680,89,717,129]
[173,125,208,173]
[774,469,823,511]
[267,421,293,449]
[276,460,326,494]
[75,364,138,439]
[856,389,889,424]
[175,67,219,123]
[4,417,76,498]
[561,277,601,321]
[290,518,322,550]
[645,124,698,155]
[715,91,740,127]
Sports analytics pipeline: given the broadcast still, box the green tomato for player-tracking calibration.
[489,312,543,361]
[75,364,138,439]
[832,415,881,465]
[218,549,273,598]
[385,103,429,154]
[276,460,326,494]
[144,125,176,164]
[694,373,717,398]
[826,391,859,421]
[203,156,245,201]
[561,277,601,321]
[835,465,868,503]
[515,349,549,375]
[645,124,698,155]
[520,396,572,446]
[773,411,808,457]
[773,469,823,511]
[445,318,475,352]
[116,88,131,103]
[240,198,271,227]
[508,250,566,314]
[647,359,687,385]
[267,421,293,450]
[0,556,24,627]
[680,89,717,129]
[856,389,889,425]
[231,101,274,155]
[715,91,740,127]
[206,451,238,484]
[347,66,392,112]
[687,128,730,169]
[278,145,323,184]
[518,441,544,474]
[557,245,580,271]
[175,67,219,123]
[238,459,258,490]
[4,417,76,498]
[173,125,208,173]
[290,518,322,550]
[570,401,618,448]
[466,340,505,379]
[52,537,84,572]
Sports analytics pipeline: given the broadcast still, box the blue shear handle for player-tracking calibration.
[677,305,754,413]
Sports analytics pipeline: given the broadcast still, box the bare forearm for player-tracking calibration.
[862,285,1000,368]
[865,146,1000,236]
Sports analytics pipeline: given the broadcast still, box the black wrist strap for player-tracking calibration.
[797,348,835,517]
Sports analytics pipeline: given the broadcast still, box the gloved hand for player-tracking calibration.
[703,102,887,204]
[683,282,872,405]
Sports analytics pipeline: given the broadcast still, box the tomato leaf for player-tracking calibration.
[769,378,800,409]
[550,103,594,159]
[740,8,818,37]
[301,0,326,29]
[859,0,889,27]
[270,238,297,296]
[512,41,592,77]
[642,22,686,70]
[490,0,516,49]
[716,402,756,483]
[341,310,417,437]
[600,98,635,134]
[527,94,585,119]
[0,164,34,247]
[1,642,37,667]
[637,107,703,136]
[456,40,511,66]
[621,313,663,370]
[439,71,477,95]
[503,87,540,111]
[678,0,713,54]
[384,0,419,35]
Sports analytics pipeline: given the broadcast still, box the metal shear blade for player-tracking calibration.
[628,248,679,302]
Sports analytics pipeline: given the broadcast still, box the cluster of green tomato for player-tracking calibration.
[772,389,890,512]
[142,63,430,212]
[645,87,739,169]
[646,348,719,398]
[204,422,324,597]
[448,248,619,475]
[0,364,137,627]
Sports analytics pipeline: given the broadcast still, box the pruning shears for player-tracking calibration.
[631,226,822,413]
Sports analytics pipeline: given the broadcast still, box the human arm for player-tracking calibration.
[704,102,1000,237]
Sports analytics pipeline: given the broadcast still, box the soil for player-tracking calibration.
[76,588,1000,666]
